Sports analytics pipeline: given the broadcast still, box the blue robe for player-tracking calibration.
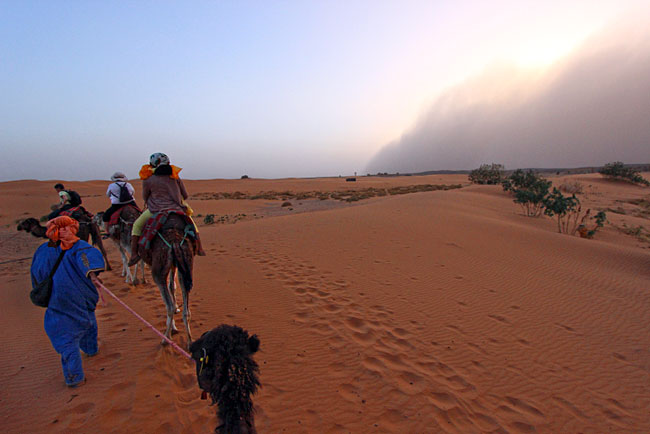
[31,240,105,386]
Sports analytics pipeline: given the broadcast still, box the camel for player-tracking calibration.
[95,207,146,285]
[17,216,112,271]
[190,325,260,434]
[138,213,195,348]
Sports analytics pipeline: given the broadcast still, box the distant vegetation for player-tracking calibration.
[203,214,215,225]
[472,163,608,237]
[598,161,649,186]
[468,163,504,185]
[190,184,462,203]
[203,213,248,225]
[558,181,584,194]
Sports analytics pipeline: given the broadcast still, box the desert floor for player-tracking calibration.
[0,173,649,433]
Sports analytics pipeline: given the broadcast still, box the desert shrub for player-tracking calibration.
[513,187,549,217]
[559,181,584,194]
[598,161,649,186]
[468,163,504,185]
[241,175,249,179]
[501,169,523,193]
[504,170,552,217]
[203,214,215,225]
[502,169,547,193]
[281,201,292,207]
[543,188,583,234]
[577,210,607,239]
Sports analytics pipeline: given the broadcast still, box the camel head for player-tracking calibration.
[17,218,47,238]
[17,218,41,232]
[190,325,260,434]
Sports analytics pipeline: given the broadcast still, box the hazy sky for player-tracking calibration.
[1,1,648,181]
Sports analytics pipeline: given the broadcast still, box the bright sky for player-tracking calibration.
[0,0,647,181]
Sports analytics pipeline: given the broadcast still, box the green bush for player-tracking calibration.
[468,163,504,185]
[598,162,649,186]
[203,214,215,225]
[543,188,582,234]
[582,211,607,238]
[502,169,548,193]
[504,170,552,217]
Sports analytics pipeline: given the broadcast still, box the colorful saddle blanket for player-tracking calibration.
[108,204,141,227]
[139,211,195,249]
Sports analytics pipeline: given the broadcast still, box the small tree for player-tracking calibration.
[469,163,504,185]
[598,161,649,186]
[505,170,552,217]
[543,188,583,234]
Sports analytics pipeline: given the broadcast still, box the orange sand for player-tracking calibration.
[0,174,648,433]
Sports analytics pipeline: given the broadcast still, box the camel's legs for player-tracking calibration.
[169,268,180,313]
[119,246,134,283]
[166,266,179,332]
[154,278,176,343]
[151,253,176,343]
[133,260,146,285]
[180,280,192,348]
[120,248,128,277]
[139,259,146,283]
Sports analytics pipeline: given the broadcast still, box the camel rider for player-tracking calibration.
[102,172,137,230]
[47,183,73,220]
[128,153,206,266]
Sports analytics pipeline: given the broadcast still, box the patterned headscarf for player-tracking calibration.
[46,216,80,250]
[149,152,170,168]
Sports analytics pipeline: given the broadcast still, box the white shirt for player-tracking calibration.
[106,182,135,205]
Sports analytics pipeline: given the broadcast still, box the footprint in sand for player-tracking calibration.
[344,316,367,333]
[504,396,545,421]
[552,396,587,419]
[487,314,511,325]
[555,323,579,334]
[611,352,629,362]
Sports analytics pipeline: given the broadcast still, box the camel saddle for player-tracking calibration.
[139,211,195,250]
[59,206,94,220]
[108,204,141,227]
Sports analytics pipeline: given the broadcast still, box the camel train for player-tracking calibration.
[18,194,261,433]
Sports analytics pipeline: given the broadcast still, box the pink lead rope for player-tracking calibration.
[95,281,193,361]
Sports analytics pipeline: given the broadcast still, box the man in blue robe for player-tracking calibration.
[30,216,105,387]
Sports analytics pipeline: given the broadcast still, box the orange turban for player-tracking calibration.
[46,216,80,250]
[139,164,182,180]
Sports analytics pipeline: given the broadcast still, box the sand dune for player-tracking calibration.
[0,174,648,433]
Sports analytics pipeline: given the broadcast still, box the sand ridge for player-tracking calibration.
[0,174,649,432]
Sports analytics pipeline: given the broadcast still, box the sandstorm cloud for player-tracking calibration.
[366,21,650,173]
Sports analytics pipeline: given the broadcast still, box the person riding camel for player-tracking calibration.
[47,183,74,220]
[102,172,137,234]
[128,153,206,266]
